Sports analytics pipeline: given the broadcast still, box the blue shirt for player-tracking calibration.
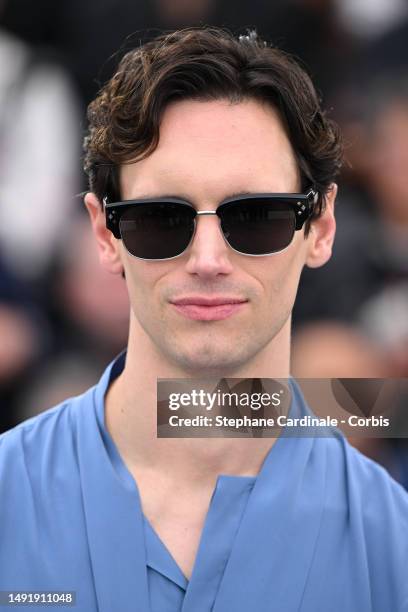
[1,351,407,611]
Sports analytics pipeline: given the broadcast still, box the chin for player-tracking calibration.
[167,344,251,376]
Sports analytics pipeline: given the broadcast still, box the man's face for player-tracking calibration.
[94,99,334,374]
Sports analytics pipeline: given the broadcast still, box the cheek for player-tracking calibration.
[251,241,306,311]
[122,257,172,320]
[122,261,154,316]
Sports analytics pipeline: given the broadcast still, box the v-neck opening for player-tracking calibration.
[143,473,257,585]
[92,351,310,610]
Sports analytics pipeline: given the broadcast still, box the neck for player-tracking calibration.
[105,314,291,487]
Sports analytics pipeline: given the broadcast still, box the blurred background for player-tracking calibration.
[0,0,407,486]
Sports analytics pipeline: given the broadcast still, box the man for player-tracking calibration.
[0,27,407,612]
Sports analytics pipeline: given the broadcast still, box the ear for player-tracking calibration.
[305,183,337,269]
[84,192,124,275]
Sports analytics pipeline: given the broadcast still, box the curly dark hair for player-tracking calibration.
[83,27,343,225]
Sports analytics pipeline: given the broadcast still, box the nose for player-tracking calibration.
[184,211,234,278]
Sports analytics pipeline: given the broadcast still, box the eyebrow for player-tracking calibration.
[127,190,255,204]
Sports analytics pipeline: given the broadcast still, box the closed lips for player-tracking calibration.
[171,297,247,306]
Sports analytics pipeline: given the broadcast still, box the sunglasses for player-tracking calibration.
[103,188,318,260]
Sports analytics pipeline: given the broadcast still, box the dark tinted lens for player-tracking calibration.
[119,203,195,259]
[219,199,296,254]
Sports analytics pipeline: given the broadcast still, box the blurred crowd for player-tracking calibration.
[0,0,407,486]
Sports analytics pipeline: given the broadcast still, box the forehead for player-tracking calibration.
[120,98,300,200]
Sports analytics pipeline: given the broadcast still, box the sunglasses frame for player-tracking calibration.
[103,188,319,259]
